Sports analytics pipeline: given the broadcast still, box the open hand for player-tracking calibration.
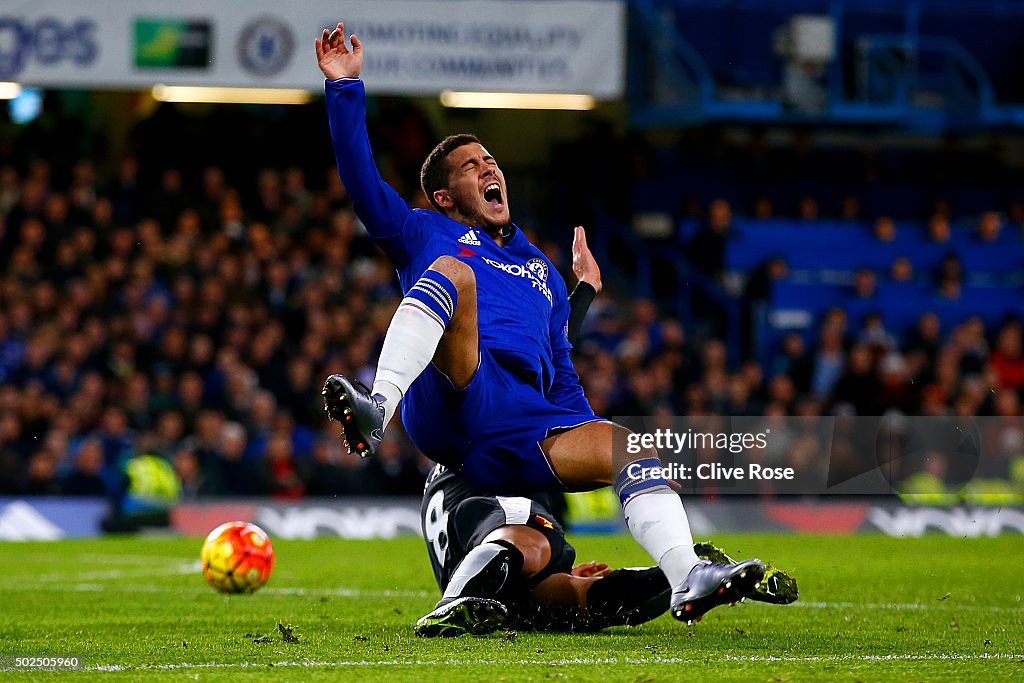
[315,22,363,80]
[571,560,612,578]
[571,226,602,293]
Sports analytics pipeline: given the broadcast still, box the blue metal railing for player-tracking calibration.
[628,0,1024,129]
[854,35,993,108]
[631,0,717,105]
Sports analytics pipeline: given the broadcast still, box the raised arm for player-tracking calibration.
[317,23,423,266]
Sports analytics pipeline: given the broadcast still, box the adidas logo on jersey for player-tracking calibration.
[458,230,481,246]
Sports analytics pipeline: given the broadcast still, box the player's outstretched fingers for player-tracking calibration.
[315,29,329,60]
[329,22,347,51]
[572,227,585,265]
[350,33,362,53]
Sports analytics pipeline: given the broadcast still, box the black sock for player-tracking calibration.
[440,540,525,605]
[585,567,671,626]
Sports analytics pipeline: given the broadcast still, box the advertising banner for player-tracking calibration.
[0,498,107,540]
[171,498,423,540]
[1,497,1022,540]
[0,0,625,96]
[169,498,1024,539]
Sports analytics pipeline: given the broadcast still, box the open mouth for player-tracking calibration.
[483,182,504,210]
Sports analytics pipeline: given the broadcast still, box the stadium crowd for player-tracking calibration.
[1,99,1023,501]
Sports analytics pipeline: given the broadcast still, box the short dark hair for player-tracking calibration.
[420,133,481,212]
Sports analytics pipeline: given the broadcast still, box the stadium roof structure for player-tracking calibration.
[628,0,1024,131]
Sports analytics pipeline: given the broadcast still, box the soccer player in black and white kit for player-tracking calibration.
[418,462,798,636]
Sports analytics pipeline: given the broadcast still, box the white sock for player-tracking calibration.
[372,302,446,429]
[372,379,405,430]
[623,491,701,587]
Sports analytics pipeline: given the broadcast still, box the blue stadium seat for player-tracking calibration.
[958,245,1024,273]
[771,281,845,315]
[725,217,1023,277]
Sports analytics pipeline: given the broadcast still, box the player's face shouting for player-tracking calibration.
[445,143,511,231]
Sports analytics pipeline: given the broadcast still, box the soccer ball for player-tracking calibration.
[200,521,275,594]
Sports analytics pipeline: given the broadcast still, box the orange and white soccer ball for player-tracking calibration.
[200,521,275,594]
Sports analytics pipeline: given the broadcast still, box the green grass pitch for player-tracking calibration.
[0,533,1021,681]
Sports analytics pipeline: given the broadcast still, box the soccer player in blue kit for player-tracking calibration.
[315,22,765,632]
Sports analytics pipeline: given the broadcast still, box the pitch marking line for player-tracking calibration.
[77,553,194,565]
[2,552,191,566]
[91,653,1024,671]
[0,581,432,599]
[0,563,199,585]
[792,600,1023,614]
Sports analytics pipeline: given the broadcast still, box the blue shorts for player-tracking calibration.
[401,348,604,494]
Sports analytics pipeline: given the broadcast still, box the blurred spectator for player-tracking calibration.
[852,268,877,300]
[98,406,134,469]
[688,198,733,280]
[798,196,819,221]
[172,445,210,499]
[990,322,1024,391]
[753,197,773,220]
[977,211,1002,242]
[305,439,350,496]
[890,257,914,282]
[955,317,990,375]
[810,324,846,398]
[840,194,861,221]
[148,410,186,459]
[905,313,942,368]
[364,438,426,495]
[878,352,914,413]
[873,216,896,242]
[768,374,797,411]
[774,332,813,394]
[831,344,880,415]
[727,374,759,415]
[927,213,952,243]
[858,312,897,352]
[265,432,304,500]
[935,255,963,300]
[62,439,108,496]
[214,421,264,495]
[24,449,61,495]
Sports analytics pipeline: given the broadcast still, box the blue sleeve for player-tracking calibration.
[324,78,426,267]
[546,271,594,415]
